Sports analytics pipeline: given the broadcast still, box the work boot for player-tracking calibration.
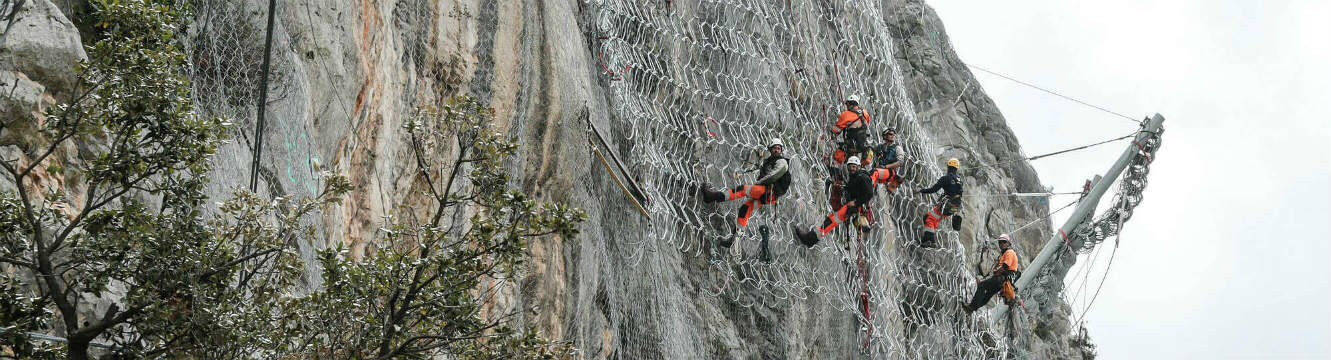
[951,214,963,231]
[689,182,703,197]
[693,182,725,203]
[793,225,819,247]
[920,230,937,248]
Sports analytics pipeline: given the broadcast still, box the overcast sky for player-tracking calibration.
[928,0,1331,358]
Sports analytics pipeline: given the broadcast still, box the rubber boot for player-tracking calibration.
[695,182,726,203]
[793,225,819,247]
[717,228,735,248]
[951,214,963,231]
[920,230,937,248]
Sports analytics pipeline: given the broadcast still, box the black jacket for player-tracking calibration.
[844,169,874,206]
[921,168,963,197]
[755,155,792,198]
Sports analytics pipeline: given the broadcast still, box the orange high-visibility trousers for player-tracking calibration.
[923,205,947,230]
[818,204,870,236]
[727,185,775,227]
[870,168,900,190]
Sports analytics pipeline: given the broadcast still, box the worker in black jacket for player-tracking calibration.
[793,156,874,247]
[919,158,963,246]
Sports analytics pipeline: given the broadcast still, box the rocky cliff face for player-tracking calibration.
[2,0,1088,358]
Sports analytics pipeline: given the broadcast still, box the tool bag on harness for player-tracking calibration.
[938,194,963,231]
[1001,270,1022,301]
[939,194,962,216]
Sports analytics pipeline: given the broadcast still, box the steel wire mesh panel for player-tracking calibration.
[173,0,1166,357]
[183,0,273,128]
[591,0,1010,357]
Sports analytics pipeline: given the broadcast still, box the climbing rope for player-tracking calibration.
[965,63,1141,123]
[973,131,1137,171]
[962,191,1083,198]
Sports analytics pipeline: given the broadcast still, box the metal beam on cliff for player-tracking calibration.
[249,0,278,192]
[990,114,1165,321]
[584,106,652,217]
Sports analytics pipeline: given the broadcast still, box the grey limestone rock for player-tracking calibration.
[0,0,86,98]
[0,0,1094,357]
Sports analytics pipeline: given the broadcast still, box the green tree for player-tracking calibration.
[0,0,348,358]
[274,96,585,359]
[2,0,581,358]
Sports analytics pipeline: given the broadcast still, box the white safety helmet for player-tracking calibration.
[998,234,1010,241]
[846,94,860,104]
[846,156,861,166]
[769,138,783,148]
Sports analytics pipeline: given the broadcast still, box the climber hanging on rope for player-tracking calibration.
[964,235,1021,314]
[919,158,964,247]
[793,156,874,247]
[694,138,793,227]
[870,128,905,194]
[824,95,872,210]
[831,95,872,165]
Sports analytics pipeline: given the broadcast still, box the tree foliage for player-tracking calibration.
[2,0,582,357]
[0,0,349,358]
[273,96,585,359]
[1,0,581,358]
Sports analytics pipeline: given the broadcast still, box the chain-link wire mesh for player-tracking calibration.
[590,0,1016,357]
[172,0,1165,357]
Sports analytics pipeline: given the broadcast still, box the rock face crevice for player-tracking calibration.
[1,0,1091,358]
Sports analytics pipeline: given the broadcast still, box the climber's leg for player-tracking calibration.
[966,275,1005,312]
[697,182,727,203]
[736,199,764,227]
[819,205,851,236]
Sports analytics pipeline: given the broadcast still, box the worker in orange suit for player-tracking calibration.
[831,95,871,164]
[965,235,1020,313]
[696,138,792,227]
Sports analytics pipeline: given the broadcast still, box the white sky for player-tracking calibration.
[928,0,1331,358]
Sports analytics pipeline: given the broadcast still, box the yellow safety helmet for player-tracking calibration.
[947,158,960,168]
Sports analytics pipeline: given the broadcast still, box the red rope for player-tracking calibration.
[1060,229,1074,253]
[704,117,719,137]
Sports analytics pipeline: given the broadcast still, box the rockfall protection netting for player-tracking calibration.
[172,0,1166,357]
[591,0,1013,357]
[183,0,280,135]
